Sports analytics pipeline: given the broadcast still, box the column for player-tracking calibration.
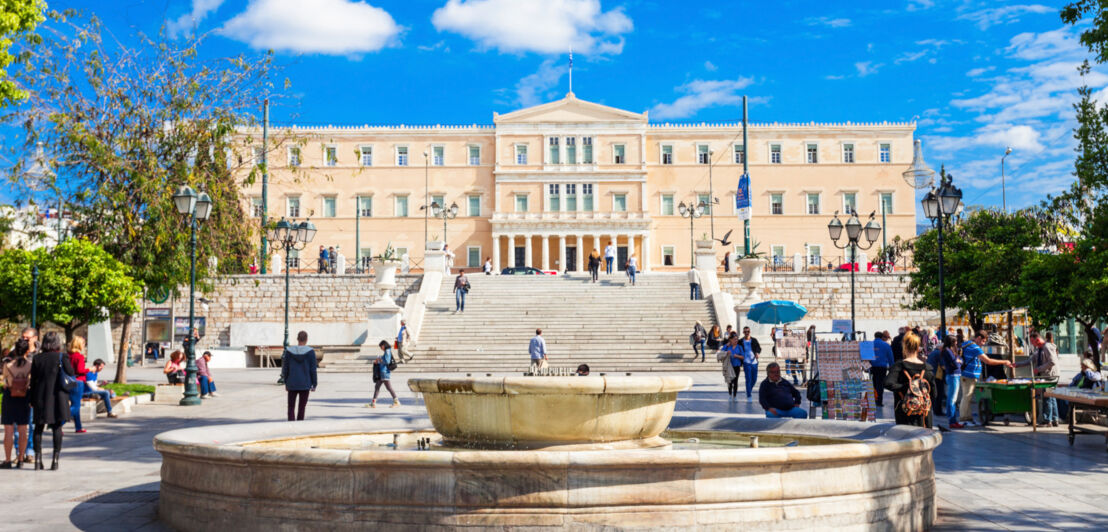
[492,234,501,271]
[541,235,550,270]
[576,235,584,272]
[524,234,533,268]
[558,235,566,273]
[642,233,651,273]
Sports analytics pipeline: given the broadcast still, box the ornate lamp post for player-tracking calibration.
[172,185,212,406]
[827,209,882,339]
[431,200,459,243]
[266,217,316,349]
[921,168,963,339]
[678,200,706,268]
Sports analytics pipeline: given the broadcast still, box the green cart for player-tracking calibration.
[975,380,1057,428]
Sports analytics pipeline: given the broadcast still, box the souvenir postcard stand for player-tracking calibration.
[814,340,876,422]
[774,330,810,376]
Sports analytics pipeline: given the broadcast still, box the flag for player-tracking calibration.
[736,173,751,220]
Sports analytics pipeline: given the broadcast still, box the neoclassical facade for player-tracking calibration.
[239,93,916,272]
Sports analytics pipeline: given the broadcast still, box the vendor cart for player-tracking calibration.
[974,379,1057,428]
[1045,387,1108,452]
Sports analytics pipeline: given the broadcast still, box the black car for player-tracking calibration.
[500,267,545,275]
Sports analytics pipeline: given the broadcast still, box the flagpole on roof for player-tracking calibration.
[568,46,573,94]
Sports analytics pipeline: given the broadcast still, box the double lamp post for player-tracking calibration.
[921,170,963,339]
[826,211,882,340]
[172,185,212,406]
[266,218,317,350]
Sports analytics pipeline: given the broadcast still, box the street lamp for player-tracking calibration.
[1001,146,1012,213]
[678,200,706,268]
[431,200,459,243]
[921,167,963,340]
[172,185,212,406]
[827,209,881,339]
[266,217,316,350]
[423,151,429,251]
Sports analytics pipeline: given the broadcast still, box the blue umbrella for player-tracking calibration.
[746,300,808,325]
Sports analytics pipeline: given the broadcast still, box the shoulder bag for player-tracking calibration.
[58,354,79,393]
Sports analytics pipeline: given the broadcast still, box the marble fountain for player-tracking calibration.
[154,376,940,530]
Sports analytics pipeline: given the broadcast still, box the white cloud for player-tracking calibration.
[806,17,851,28]
[966,66,994,77]
[219,0,401,55]
[431,0,632,55]
[825,74,847,80]
[650,77,755,120]
[167,0,225,37]
[855,61,882,77]
[907,0,935,11]
[895,51,928,64]
[957,4,1054,31]
[704,60,718,72]
[515,59,566,107]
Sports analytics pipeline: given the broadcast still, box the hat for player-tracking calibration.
[1081,358,1097,372]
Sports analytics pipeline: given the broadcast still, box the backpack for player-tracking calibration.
[5,360,31,397]
[899,368,932,417]
[386,354,398,372]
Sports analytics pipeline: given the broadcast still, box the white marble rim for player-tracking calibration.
[407,375,693,395]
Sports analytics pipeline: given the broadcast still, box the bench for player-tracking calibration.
[154,383,186,404]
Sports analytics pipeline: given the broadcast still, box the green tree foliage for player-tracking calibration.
[4,13,288,380]
[908,200,1047,332]
[0,238,141,341]
[1063,1,1108,64]
[0,0,46,106]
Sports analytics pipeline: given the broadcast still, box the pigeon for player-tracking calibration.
[715,229,734,247]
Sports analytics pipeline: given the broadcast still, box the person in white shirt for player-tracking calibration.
[687,267,702,300]
[604,242,616,274]
[483,257,492,275]
[443,244,455,274]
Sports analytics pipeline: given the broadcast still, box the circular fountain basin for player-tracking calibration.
[154,416,940,531]
[408,376,692,449]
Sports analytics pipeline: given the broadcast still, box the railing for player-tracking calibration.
[491,211,651,221]
[732,254,915,274]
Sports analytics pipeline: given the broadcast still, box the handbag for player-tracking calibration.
[58,354,79,393]
[806,373,822,405]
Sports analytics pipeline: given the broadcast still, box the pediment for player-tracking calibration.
[495,93,646,124]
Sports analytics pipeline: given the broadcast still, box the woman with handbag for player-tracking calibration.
[2,339,33,469]
[367,340,399,408]
[67,337,90,434]
[29,332,73,470]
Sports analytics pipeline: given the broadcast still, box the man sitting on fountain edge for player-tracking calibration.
[759,362,807,419]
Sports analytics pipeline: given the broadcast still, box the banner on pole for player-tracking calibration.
[736,173,752,220]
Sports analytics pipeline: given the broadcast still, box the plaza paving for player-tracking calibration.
[2,364,1106,531]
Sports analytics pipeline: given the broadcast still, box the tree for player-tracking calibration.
[0,0,46,107]
[907,200,1047,332]
[0,238,141,341]
[4,13,293,381]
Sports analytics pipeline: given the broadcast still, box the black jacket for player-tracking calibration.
[891,334,905,363]
[29,350,74,425]
[759,378,802,411]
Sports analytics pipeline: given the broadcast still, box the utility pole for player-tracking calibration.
[708,150,715,239]
[261,98,269,274]
[742,96,750,256]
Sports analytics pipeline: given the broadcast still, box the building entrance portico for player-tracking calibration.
[490,218,652,274]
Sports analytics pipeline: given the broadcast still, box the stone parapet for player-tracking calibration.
[720,272,931,323]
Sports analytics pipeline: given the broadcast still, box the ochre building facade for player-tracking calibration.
[239,93,916,272]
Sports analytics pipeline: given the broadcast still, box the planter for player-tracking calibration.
[371,259,403,290]
[695,239,714,250]
[738,257,766,284]
[425,241,445,251]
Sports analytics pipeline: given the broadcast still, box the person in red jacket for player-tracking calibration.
[67,337,90,434]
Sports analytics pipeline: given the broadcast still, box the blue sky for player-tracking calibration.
[8,0,1105,214]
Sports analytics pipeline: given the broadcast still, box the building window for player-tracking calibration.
[360,146,373,166]
[807,245,822,267]
[360,248,372,270]
[880,143,891,163]
[396,146,409,166]
[358,196,372,217]
[770,144,782,164]
[565,184,577,211]
[287,197,300,218]
[770,193,783,215]
[772,245,786,263]
[566,137,577,164]
[806,144,818,164]
[322,196,336,217]
[467,194,481,217]
[515,144,528,165]
[734,144,745,164]
[432,195,445,210]
[549,184,561,212]
[468,145,480,165]
[806,193,820,215]
[662,245,675,266]
[881,193,894,215]
[613,193,627,212]
[395,195,409,217]
[288,147,301,167]
[432,145,444,166]
[661,145,673,165]
[697,144,710,164]
[843,144,855,163]
[613,144,626,164]
[582,137,593,163]
[843,192,857,214]
[661,194,675,216]
[548,137,560,164]
[467,246,481,268]
[515,194,529,212]
[324,145,338,167]
[582,184,594,211]
[698,193,712,215]
[250,198,264,217]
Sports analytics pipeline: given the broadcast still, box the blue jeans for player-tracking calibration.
[455,289,465,311]
[690,283,701,300]
[605,257,614,274]
[743,363,759,398]
[200,376,217,396]
[945,373,960,425]
[766,406,808,419]
[84,388,113,414]
[627,267,636,285]
[1042,396,1059,423]
[68,383,85,431]
[693,339,706,360]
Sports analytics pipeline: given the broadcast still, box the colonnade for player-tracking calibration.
[490,233,650,273]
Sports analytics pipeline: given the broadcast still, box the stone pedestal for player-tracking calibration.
[694,240,717,297]
[335,252,347,275]
[793,252,804,273]
[424,250,446,276]
[270,253,282,275]
[366,301,402,347]
[87,319,114,363]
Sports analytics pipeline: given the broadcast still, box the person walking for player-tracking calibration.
[281,331,318,421]
[396,320,413,363]
[453,270,469,313]
[691,321,708,362]
[29,332,72,470]
[884,332,937,428]
[2,339,32,469]
[368,340,399,408]
[318,245,328,273]
[870,331,894,408]
[959,330,1013,426]
[706,324,723,352]
[626,254,638,286]
[604,241,616,274]
[687,267,702,300]
[721,251,731,273]
[328,246,337,274]
[716,333,743,399]
[483,257,492,275]
[588,249,601,282]
[740,327,762,400]
[529,329,548,373]
[197,351,219,398]
[937,335,963,428]
[759,363,807,418]
[66,337,89,434]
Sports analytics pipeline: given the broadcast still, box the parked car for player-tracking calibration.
[501,267,546,275]
[541,270,559,276]
[834,262,895,273]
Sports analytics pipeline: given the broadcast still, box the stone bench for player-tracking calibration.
[154,384,186,404]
